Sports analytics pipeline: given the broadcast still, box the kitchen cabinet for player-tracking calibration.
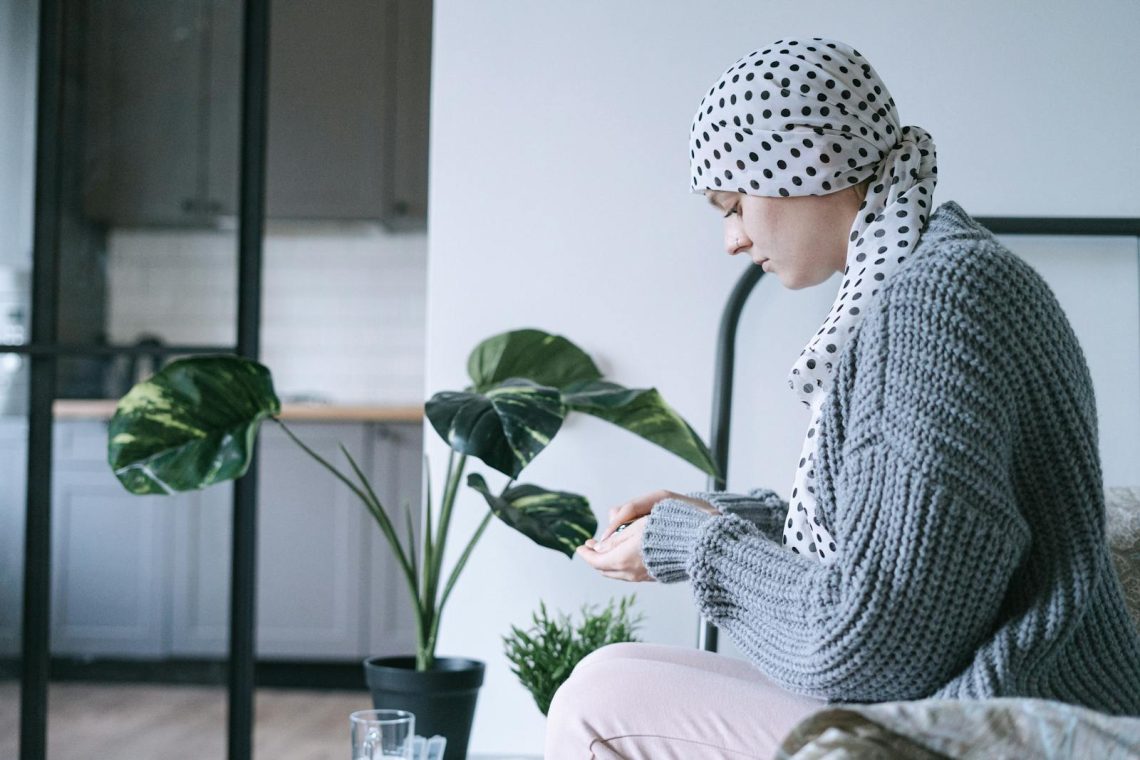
[172,419,423,659]
[49,423,180,657]
[366,422,422,656]
[173,422,378,659]
[0,421,173,658]
[378,0,433,230]
[0,418,424,660]
[171,420,422,659]
[81,0,208,227]
[81,0,432,229]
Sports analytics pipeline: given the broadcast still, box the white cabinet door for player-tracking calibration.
[169,480,233,657]
[171,421,376,660]
[45,419,423,661]
[254,422,370,659]
[366,422,422,657]
[172,421,378,659]
[50,421,172,657]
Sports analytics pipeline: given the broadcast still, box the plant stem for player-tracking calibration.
[434,448,466,579]
[402,500,417,583]
[417,450,449,669]
[418,447,467,669]
[436,511,492,618]
[419,454,434,663]
[421,473,513,669]
[271,419,424,639]
[438,475,512,615]
[339,442,415,578]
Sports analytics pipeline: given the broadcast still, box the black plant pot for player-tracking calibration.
[363,655,485,760]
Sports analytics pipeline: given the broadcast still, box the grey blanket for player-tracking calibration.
[776,698,1140,759]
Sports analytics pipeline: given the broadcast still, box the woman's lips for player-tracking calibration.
[760,259,771,270]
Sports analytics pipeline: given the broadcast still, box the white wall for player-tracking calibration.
[424,1,1140,753]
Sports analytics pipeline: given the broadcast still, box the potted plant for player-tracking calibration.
[106,327,719,758]
[503,594,644,716]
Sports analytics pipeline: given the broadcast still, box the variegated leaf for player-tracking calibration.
[467,473,596,558]
[561,379,720,478]
[466,328,602,393]
[425,378,565,478]
[107,355,281,495]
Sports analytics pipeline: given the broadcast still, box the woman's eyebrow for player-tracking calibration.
[706,193,725,209]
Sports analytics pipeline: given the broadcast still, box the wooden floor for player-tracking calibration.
[0,682,374,759]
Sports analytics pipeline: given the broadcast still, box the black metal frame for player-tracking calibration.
[228,1,270,756]
[17,1,269,758]
[699,214,1140,652]
[19,2,62,755]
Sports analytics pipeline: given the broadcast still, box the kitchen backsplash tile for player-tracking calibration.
[107,225,427,404]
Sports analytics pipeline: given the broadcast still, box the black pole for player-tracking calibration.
[707,264,766,491]
[229,1,269,758]
[20,0,63,756]
[699,263,766,653]
[6,343,240,357]
[974,216,1140,236]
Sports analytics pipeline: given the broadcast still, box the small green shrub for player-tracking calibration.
[502,594,644,716]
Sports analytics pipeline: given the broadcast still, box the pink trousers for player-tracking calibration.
[544,642,827,759]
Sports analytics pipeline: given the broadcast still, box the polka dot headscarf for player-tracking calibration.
[688,37,938,564]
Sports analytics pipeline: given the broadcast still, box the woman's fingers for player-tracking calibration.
[601,505,638,535]
[583,527,626,558]
[596,521,621,543]
[575,519,654,582]
[597,515,646,553]
[598,513,632,543]
[598,489,676,542]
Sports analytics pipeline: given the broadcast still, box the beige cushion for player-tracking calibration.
[1105,486,1140,630]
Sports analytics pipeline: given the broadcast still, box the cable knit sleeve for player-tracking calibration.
[641,255,1032,702]
[683,487,789,541]
[641,489,789,582]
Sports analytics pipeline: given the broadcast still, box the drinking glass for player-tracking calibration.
[350,709,415,760]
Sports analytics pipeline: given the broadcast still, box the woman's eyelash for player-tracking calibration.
[723,204,740,218]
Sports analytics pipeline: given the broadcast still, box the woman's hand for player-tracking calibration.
[592,489,720,545]
[575,515,655,582]
[575,489,722,582]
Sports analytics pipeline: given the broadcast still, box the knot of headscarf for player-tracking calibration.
[688,37,938,564]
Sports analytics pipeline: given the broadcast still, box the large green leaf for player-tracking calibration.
[425,378,565,478]
[467,473,596,558]
[561,379,721,478]
[107,355,281,495]
[466,328,602,393]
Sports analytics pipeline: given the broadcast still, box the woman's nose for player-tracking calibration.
[725,225,750,255]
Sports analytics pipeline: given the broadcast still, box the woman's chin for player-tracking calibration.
[765,267,793,288]
[781,269,831,291]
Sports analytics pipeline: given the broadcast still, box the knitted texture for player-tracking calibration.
[642,200,1140,715]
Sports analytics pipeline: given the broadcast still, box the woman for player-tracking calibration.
[545,36,1140,758]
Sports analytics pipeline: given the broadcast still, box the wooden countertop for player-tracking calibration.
[52,399,424,422]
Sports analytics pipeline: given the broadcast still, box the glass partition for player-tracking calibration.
[0,0,36,753]
[11,0,434,755]
[46,0,240,756]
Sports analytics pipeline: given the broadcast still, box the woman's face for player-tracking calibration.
[706,187,865,290]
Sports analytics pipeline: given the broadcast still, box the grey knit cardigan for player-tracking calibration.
[641,200,1140,716]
